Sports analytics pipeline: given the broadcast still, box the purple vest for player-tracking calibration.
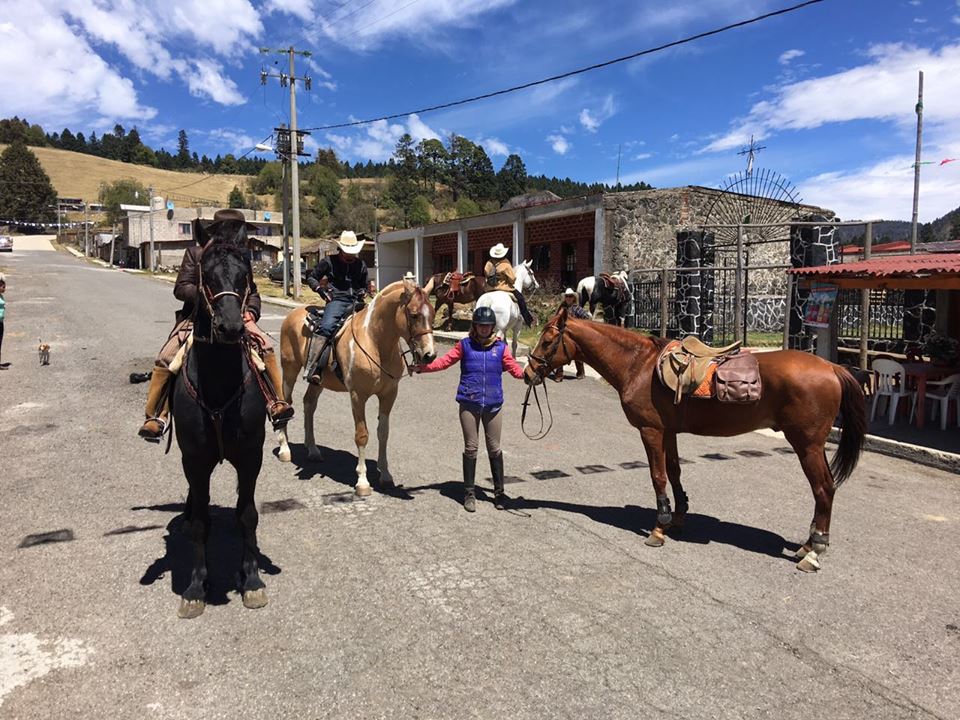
[456,337,506,411]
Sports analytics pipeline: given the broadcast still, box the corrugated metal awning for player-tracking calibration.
[788,253,960,289]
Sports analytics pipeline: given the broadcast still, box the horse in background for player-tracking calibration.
[577,270,632,326]
[474,259,539,356]
[170,220,269,619]
[426,271,489,330]
[277,277,436,496]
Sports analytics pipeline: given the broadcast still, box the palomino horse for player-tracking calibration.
[525,309,867,572]
[577,271,631,325]
[474,259,539,356]
[427,272,488,330]
[170,221,269,619]
[277,277,436,496]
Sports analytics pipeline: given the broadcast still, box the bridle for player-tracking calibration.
[521,319,569,440]
[350,285,434,379]
[195,243,252,344]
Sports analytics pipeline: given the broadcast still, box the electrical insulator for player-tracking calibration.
[304,76,312,91]
[260,70,268,85]
[280,74,288,87]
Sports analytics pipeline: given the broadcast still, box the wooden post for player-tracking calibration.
[733,224,744,343]
[660,267,668,338]
[858,221,873,370]
[782,273,793,350]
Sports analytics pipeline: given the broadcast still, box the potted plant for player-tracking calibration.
[922,332,960,366]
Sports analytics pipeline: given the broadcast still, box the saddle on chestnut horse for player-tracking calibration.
[656,335,761,405]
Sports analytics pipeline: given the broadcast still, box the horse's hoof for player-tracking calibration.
[178,599,206,619]
[278,447,292,463]
[355,483,372,498]
[242,588,268,609]
[307,449,324,462]
[796,551,821,573]
[644,528,666,547]
[795,543,811,560]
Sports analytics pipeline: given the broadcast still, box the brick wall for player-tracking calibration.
[430,232,458,273]
[526,212,596,288]
[466,226,512,274]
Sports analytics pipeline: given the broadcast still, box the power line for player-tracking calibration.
[301,0,825,132]
[338,0,421,43]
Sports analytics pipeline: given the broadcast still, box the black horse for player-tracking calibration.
[578,273,633,326]
[171,220,268,619]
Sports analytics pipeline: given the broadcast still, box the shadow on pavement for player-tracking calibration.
[136,503,282,605]
[277,443,414,500]
[509,497,799,561]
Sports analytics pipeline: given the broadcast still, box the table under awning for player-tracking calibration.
[788,253,960,290]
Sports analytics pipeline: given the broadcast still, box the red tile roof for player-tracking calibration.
[790,254,960,288]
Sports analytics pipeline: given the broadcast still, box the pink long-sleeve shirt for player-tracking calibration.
[420,339,525,379]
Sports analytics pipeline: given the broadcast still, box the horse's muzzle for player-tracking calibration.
[524,365,543,385]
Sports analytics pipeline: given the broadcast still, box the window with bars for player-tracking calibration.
[178,223,192,236]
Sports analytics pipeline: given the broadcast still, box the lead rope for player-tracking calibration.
[521,380,553,440]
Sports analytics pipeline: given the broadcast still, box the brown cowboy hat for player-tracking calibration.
[195,209,260,246]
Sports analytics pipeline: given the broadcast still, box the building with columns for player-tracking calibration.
[374,186,832,289]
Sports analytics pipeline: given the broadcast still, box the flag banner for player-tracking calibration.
[803,283,839,328]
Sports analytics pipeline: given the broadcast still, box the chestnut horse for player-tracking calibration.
[427,272,489,330]
[276,278,436,496]
[525,308,867,573]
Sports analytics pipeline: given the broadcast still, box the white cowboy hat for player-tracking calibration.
[402,271,416,281]
[564,288,576,296]
[489,243,509,259]
[337,230,365,255]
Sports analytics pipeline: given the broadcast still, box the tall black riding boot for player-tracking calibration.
[462,453,477,513]
[514,290,535,327]
[490,452,508,509]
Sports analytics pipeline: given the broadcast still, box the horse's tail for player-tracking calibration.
[830,365,867,488]
[578,280,589,307]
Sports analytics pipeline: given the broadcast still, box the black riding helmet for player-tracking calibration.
[472,306,496,325]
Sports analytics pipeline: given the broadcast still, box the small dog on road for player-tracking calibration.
[38,338,50,366]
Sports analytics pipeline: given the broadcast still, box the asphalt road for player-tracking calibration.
[1,241,958,720]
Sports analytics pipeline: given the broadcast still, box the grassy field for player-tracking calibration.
[2,145,257,207]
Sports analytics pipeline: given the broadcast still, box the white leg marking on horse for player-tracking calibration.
[0,607,93,709]
[347,339,356,386]
[276,427,291,463]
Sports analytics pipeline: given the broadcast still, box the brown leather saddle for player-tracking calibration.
[442,271,474,297]
[656,336,762,405]
[599,272,628,303]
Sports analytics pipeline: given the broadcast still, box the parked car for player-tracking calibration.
[0,236,12,252]
[267,259,307,284]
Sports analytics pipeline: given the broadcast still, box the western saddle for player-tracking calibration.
[656,335,761,405]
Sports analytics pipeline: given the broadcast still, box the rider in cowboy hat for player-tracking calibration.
[551,288,590,382]
[138,208,294,441]
[304,230,376,384]
[414,305,525,512]
[483,243,535,327]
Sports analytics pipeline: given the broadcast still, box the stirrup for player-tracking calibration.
[138,417,166,443]
[269,403,294,428]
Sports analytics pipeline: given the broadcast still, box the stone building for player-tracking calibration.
[375,186,833,292]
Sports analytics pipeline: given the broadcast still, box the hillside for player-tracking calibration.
[0,144,256,206]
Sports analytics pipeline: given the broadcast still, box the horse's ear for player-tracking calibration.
[194,218,210,247]
[524,259,533,268]
[423,276,435,295]
[557,305,569,328]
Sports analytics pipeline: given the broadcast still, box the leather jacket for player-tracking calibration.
[174,245,262,322]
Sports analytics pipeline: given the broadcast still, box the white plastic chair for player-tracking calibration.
[870,359,914,425]
[915,373,960,430]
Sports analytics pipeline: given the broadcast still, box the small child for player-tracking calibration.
[0,274,7,369]
[415,306,525,512]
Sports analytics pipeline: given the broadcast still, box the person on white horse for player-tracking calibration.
[483,243,535,327]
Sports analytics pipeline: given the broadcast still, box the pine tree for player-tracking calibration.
[496,154,528,204]
[0,141,58,223]
[228,186,245,208]
[176,130,191,168]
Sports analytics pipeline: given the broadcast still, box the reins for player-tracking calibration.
[521,320,568,441]
[344,287,432,380]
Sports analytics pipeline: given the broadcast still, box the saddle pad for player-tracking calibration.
[304,305,325,335]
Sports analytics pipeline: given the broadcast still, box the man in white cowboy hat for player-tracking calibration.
[551,288,590,382]
[483,242,534,326]
[304,230,375,384]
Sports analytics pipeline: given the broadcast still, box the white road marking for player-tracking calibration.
[0,606,93,708]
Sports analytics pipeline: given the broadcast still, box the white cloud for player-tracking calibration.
[547,134,571,155]
[315,0,518,49]
[702,43,960,154]
[406,114,441,142]
[206,128,257,154]
[633,152,652,161]
[778,49,805,65]
[178,59,246,105]
[323,115,442,162]
[265,0,314,22]
[478,137,510,156]
[578,95,616,133]
[0,5,156,124]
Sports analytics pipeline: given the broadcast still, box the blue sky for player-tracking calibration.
[2,0,960,221]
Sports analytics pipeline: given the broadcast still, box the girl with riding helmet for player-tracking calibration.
[415,305,525,512]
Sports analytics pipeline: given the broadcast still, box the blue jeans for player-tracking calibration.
[319,297,355,338]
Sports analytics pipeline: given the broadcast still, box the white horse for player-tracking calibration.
[474,259,539,356]
[576,270,628,313]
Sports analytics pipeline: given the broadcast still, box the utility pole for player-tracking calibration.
[281,158,291,297]
[84,202,90,257]
[261,46,312,299]
[616,144,621,187]
[147,185,156,271]
[910,70,924,255]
